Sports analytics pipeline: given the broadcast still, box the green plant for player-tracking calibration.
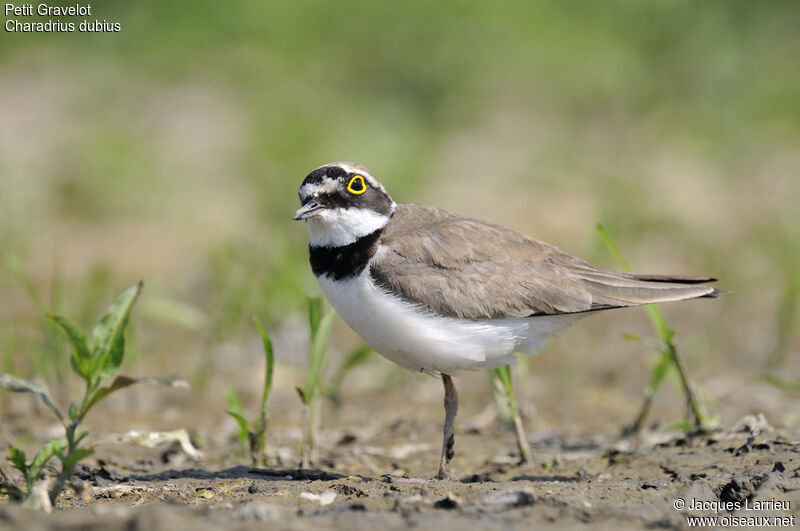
[324,344,374,407]
[596,224,717,434]
[296,297,334,468]
[225,316,275,466]
[491,364,532,464]
[0,282,185,507]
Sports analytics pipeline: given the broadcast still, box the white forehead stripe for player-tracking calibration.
[299,177,340,200]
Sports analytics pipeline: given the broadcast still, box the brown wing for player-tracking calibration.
[370,204,718,320]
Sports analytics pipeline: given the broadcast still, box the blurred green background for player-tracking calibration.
[1,1,799,437]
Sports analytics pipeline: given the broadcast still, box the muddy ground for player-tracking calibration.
[2,374,799,531]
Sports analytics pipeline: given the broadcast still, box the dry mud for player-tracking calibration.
[2,409,799,530]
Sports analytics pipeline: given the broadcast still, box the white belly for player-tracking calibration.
[317,270,581,374]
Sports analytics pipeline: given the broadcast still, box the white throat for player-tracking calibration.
[306,207,392,247]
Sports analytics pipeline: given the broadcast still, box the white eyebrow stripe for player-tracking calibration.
[299,178,340,200]
[328,162,388,195]
[362,174,386,193]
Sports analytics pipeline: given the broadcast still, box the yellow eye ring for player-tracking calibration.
[347,175,367,195]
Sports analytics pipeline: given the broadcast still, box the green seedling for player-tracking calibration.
[225,316,274,466]
[596,224,717,434]
[0,282,185,507]
[491,364,532,464]
[325,345,374,407]
[296,297,334,468]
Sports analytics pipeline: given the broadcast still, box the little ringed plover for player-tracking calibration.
[293,161,719,479]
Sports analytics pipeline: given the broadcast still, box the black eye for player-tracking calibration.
[347,175,367,195]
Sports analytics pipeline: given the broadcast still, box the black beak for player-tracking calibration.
[293,200,324,220]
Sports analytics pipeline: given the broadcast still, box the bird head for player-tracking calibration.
[294,162,395,247]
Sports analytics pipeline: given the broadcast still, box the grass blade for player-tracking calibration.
[307,297,323,341]
[252,317,274,422]
[252,317,274,464]
[491,365,532,463]
[596,224,708,432]
[595,224,631,271]
[224,388,250,448]
[308,310,334,397]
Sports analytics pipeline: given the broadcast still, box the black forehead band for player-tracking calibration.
[301,165,351,187]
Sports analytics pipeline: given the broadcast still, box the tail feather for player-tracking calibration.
[623,272,717,284]
[578,271,721,310]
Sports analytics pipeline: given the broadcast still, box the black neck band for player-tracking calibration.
[309,229,383,281]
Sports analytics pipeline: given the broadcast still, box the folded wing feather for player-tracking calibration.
[369,204,718,320]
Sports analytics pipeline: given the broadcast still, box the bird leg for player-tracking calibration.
[437,373,458,480]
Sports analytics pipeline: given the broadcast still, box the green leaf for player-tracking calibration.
[225,389,250,448]
[68,402,78,421]
[91,282,143,380]
[0,373,64,423]
[8,446,27,476]
[648,351,673,394]
[225,409,252,447]
[48,315,92,380]
[224,389,245,417]
[307,310,333,398]
[493,365,513,392]
[644,305,675,343]
[28,439,67,484]
[307,297,323,341]
[85,373,187,412]
[61,448,93,476]
[75,431,89,447]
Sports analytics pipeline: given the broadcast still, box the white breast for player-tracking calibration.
[317,270,581,374]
